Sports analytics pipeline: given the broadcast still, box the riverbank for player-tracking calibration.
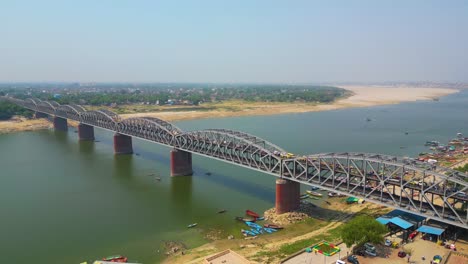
[120,86,459,121]
[162,200,390,264]
[0,86,458,134]
[0,116,51,134]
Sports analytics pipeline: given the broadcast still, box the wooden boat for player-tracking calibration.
[264,224,283,229]
[236,216,255,222]
[306,190,323,197]
[102,255,128,262]
[187,223,198,228]
[218,209,227,214]
[246,209,260,218]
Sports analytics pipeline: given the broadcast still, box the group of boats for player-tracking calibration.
[241,221,279,236]
[235,209,284,237]
[301,187,346,200]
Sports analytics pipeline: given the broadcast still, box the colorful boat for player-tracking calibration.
[246,209,260,218]
[264,224,283,229]
[306,190,323,197]
[187,223,198,228]
[101,255,128,262]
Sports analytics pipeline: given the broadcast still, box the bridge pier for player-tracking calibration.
[53,116,68,131]
[78,123,95,141]
[113,133,133,154]
[35,112,48,118]
[170,149,193,176]
[275,179,300,214]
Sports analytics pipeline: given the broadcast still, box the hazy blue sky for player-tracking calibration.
[1,1,467,83]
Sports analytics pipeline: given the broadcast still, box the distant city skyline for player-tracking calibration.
[1,1,467,83]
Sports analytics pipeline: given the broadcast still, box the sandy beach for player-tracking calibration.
[120,86,459,122]
[0,86,459,133]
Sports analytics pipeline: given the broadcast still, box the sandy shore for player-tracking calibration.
[0,117,52,134]
[0,86,458,133]
[120,86,458,121]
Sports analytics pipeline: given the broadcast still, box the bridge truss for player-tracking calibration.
[2,96,468,228]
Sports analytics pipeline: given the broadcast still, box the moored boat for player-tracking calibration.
[218,209,227,214]
[236,216,255,222]
[300,194,309,199]
[102,255,128,262]
[306,190,323,197]
[264,224,283,229]
[187,223,198,228]
[246,209,260,218]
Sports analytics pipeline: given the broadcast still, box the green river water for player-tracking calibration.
[0,90,467,263]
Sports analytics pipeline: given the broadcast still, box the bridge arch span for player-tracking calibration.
[281,152,468,227]
[36,100,57,115]
[80,110,119,130]
[174,128,284,172]
[56,105,83,120]
[117,117,181,145]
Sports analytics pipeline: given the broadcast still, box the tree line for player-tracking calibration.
[0,101,33,120]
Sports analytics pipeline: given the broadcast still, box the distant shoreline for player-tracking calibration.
[119,85,459,122]
[0,86,459,134]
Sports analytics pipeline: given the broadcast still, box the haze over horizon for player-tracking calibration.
[1,1,467,83]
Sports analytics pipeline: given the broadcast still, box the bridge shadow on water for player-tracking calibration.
[95,135,275,204]
[136,147,275,204]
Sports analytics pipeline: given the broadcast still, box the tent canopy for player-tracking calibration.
[376,217,391,225]
[375,216,413,229]
[388,217,413,229]
[417,225,445,236]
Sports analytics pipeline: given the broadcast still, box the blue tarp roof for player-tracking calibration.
[376,216,413,229]
[376,217,391,225]
[388,217,413,229]
[417,225,445,236]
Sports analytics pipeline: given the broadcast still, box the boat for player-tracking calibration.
[218,209,227,214]
[235,216,255,222]
[187,223,198,228]
[241,229,256,236]
[256,217,265,221]
[205,172,212,176]
[246,209,260,218]
[306,190,323,197]
[101,255,128,262]
[328,192,337,197]
[155,177,161,181]
[245,221,262,230]
[264,224,283,229]
[300,194,309,199]
[310,186,320,191]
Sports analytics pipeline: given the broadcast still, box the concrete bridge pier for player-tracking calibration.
[78,123,95,141]
[170,149,193,176]
[53,116,68,131]
[275,178,300,214]
[35,112,48,118]
[113,133,133,154]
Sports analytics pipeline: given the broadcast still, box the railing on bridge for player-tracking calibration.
[2,96,468,229]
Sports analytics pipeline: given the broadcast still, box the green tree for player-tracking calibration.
[455,164,468,173]
[341,215,388,248]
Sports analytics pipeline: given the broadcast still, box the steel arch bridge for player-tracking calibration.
[2,96,468,228]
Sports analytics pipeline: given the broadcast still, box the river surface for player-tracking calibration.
[0,90,467,264]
